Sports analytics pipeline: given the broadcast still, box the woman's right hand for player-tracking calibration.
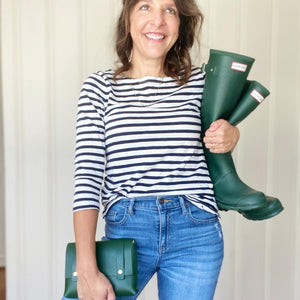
[77,270,116,300]
[74,210,115,299]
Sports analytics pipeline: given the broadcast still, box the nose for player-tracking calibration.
[151,9,166,26]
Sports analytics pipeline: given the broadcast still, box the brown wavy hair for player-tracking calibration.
[114,0,204,85]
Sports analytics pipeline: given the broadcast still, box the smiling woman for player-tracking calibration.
[114,0,204,84]
[71,1,240,300]
[126,0,180,77]
[1,0,300,299]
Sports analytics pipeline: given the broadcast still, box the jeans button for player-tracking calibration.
[159,198,165,205]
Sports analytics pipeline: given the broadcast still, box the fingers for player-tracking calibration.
[77,271,116,300]
[107,292,116,300]
[78,289,115,300]
[204,136,236,153]
[204,137,232,153]
[206,119,225,133]
[203,119,240,153]
[107,285,116,300]
[203,135,223,146]
[204,127,231,153]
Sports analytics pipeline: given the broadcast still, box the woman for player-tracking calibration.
[72,0,240,299]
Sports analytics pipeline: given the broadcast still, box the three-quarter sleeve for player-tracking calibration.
[73,73,109,212]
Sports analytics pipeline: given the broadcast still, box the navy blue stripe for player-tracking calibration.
[106,144,202,156]
[107,152,203,163]
[106,121,200,133]
[106,130,200,140]
[106,137,199,148]
[73,205,99,211]
[106,106,200,118]
[105,113,200,125]
[106,159,204,171]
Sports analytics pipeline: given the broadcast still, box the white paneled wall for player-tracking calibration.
[1,0,299,299]
[0,62,4,267]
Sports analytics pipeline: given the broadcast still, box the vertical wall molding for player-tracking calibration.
[2,0,24,297]
[294,3,300,299]
[45,0,56,297]
[265,1,280,298]
[0,0,5,267]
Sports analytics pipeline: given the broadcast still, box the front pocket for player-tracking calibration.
[186,203,218,225]
[105,201,129,225]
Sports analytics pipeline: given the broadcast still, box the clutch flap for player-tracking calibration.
[63,238,138,298]
[64,238,137,280]
[95,239,137,278]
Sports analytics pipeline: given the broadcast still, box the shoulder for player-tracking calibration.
[82,70,114,91]
[189,66,205,81]
[78,70,115,107]
[183,66,205,87]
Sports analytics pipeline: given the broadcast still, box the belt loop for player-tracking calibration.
[179,196,187,215]
[128,198,135,215]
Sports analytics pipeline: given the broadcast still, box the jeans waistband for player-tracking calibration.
[120,195,187,215]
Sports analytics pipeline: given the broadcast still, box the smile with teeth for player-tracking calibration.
[145,33,165,40]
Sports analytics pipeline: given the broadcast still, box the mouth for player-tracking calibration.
[145,33,165,41]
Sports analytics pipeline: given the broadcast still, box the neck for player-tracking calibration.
[127,56,166,78]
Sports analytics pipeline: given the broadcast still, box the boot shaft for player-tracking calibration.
[228,80,270,126]
[201,49,255,134]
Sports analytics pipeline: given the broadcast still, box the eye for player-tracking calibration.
[165,7,177,15]
[140,4,150,11]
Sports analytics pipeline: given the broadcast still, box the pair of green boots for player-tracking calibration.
[201,49,283,220]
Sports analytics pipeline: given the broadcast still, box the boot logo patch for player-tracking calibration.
[251,89,265,103]
[231,62,248,72]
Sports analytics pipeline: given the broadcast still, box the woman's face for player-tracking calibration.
[129,0,180,66]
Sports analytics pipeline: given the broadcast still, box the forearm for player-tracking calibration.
[73,209,99,275]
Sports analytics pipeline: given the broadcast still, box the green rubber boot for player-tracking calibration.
[202,49,266,211]
[228,81,284,220]
[228,80,269,126]
[239,196,284,220]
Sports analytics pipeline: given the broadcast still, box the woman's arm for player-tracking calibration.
[203,119,240,153]
[74,209,116,300]
[73,73,115,300]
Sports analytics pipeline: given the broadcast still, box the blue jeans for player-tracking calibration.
[63,195,224,300]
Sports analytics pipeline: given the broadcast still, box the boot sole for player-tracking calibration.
[217,198,266,211]
[239,200,284,221]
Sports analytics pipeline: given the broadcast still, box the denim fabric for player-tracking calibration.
[63,195,224,300]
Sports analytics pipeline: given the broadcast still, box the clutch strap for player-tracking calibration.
[116,242,125,280]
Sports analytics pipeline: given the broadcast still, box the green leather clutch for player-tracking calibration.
[63,238,138,298]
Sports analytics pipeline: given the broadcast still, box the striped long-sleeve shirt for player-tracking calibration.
[73,67,218,216]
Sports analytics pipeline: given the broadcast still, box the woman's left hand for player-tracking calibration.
[203,119,240,153]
